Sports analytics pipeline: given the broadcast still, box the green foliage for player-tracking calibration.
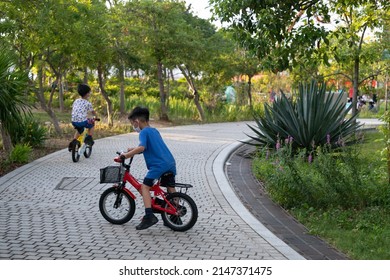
[10,116,47,148]
[252,131,389,210]
[210,0,331,72]
[247,80,361,152]
[292,207,390,259]
[0,46,31,135]
[8,144,32,164]
[122,94,261,123]
[378,110,390,183]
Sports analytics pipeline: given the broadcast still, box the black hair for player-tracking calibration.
[128,106,149,122]
[78,84,91,97]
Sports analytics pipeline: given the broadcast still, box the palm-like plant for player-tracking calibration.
[246,80,361,152]
[0,46,31,153]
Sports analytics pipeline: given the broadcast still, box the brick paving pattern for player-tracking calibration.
[0,122,291,260]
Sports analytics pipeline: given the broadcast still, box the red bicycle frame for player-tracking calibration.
[119,167,178,216]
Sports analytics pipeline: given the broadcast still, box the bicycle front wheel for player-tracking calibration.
[71,141,81,162]
[84,145,92,158]
[99,187,136,224]
[161,192,198,232]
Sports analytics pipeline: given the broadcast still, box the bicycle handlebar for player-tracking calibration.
[115,152,134,167]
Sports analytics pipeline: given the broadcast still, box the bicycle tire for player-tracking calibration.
[84,145,92,158]
[99,186,136,224]
[71,141,81,162]
[161,192,198,232]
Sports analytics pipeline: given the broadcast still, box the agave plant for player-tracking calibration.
[246,80,361,152]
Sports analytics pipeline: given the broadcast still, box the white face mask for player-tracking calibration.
[132,120,141,133]
[133,126,141,133]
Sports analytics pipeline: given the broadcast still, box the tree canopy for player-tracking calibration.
[211,0,390,113]
[0,0,388,136]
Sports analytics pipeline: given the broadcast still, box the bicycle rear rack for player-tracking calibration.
[175,183,193,189]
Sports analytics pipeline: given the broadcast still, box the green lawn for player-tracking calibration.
[32,110,71,123]
[292,206,390,259]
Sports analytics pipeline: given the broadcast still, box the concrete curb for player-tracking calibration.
[212,139,305,260]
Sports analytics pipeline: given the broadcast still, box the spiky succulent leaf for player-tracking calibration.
[245,80,361,151]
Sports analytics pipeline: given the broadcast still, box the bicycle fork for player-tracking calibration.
[113,190,123,209]
[113,184,136,208]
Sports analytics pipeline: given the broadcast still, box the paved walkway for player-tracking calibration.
[0,119,383,260]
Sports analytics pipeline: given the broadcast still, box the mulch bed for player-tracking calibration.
[0,139,68,177]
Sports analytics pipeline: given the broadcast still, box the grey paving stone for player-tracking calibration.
[0,122,299,260]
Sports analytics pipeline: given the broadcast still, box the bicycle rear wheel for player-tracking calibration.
[71,140,81,162]
[161,192,198,232]
[99,186,136,224]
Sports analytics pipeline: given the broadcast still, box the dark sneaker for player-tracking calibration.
[68,139,78,152]
[84,135,94,146]
[136,214,158,230]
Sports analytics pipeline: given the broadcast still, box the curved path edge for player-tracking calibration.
[212,139,305,260]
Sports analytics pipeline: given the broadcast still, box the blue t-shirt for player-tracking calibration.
[139,127,176,179]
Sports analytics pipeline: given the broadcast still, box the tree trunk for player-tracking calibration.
[177,65,205,121]
[97,64,113,126]
[193,89,205,121]
[37,65,62,135]
[352,57,359,116]
[352,25,367,116]
[119,64,126,115]
[58,73,64,113]
[83,68,88,84]
[48,77,58,109]
[165,67,170,108]
[248,76,253,108]
[0,122,13,155]
[157,61,169,121]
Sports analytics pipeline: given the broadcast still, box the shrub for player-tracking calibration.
[8,144,32,164]
[10,116,47,148]
[378,110,390,184]
[246,80,361,153]
[252,132,389,210]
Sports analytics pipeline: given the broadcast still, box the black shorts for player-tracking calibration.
[143,178,155,187]
[160,172,175,188]
[143,172,175,188]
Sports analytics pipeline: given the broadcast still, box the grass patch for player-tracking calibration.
[32,110,72,123]
[291,207,390,259]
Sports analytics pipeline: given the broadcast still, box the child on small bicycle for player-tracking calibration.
[120,106,177,230]
[68,84,98,151]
